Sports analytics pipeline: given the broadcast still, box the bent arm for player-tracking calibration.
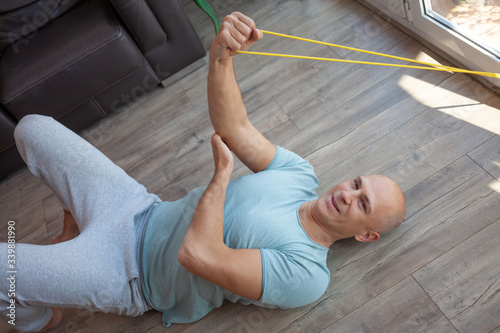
[178,135,263,300]
[208,12,276,173]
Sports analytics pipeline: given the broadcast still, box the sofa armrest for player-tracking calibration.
[110,0,166,53]
[0,104,25,180]
[0,105,16,152]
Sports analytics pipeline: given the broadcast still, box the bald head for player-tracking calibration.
[369,175,406,235]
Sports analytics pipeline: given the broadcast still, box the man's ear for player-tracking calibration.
[354,231,380,242]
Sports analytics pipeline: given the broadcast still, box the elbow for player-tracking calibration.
[177,242,207,274]
[177,243,195,271]
[215,120,250,143]
[178,242,225,277]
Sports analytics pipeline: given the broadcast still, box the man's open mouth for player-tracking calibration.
[331,195,339,213]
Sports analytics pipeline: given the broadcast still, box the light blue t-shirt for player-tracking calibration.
[142,147,330,326]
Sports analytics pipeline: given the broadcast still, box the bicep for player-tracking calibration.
[180,246,263,301]
[221,120,276,173]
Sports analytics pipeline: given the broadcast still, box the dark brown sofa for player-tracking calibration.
[0,0,206,180]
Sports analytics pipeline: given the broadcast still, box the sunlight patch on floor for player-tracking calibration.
[398,71,500,135]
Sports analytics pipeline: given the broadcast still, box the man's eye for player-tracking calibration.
[361,201,366,211]
[353,179,359,190]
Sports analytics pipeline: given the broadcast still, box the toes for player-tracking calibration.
[42,307,63,330]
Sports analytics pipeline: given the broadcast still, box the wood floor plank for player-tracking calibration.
[0,320,15,333]
[413,214,500,333]
[468,135,500,182]
[44,307,164,333]
[319,276,457,333]
[491,325,500,333]
[263,0,356,39]
[314,3,395,59]
[181,302,297,333]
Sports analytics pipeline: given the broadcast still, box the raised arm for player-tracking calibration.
[208,12,276,173]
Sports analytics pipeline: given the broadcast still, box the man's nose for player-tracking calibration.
[340,189,360,205]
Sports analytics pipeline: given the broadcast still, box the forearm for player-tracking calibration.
[178,168,231,270]
[208,57,249,138]
[188,170,229,245]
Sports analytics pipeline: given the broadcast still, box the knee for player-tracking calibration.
[14,114,53,146]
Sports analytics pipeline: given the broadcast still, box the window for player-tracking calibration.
[360,0,500,88]
[423,0,500,58]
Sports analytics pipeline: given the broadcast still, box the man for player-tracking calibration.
[0,12,405,332]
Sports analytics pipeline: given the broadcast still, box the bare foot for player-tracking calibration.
[50,210,80,244]
[41,307,63,331]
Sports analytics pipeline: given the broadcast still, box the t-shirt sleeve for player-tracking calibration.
[264,146,312,172]
[261,146,319,197]
[258,248,329,309]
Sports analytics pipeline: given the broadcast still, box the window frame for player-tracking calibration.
[358,0,500,88]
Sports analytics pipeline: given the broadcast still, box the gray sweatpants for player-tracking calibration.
[0,115,159,332]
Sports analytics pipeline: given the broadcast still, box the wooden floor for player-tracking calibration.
[2,0,500,332]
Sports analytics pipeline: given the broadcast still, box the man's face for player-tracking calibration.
[312,175,404,241]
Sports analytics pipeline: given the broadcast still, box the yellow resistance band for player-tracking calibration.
[236,30,500,79]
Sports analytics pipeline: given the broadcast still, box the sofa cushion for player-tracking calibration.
[0,0,39,13]
[95,62,160,114]
[0,0,84,53]
[110,0,166,53]
[0,0,147,120]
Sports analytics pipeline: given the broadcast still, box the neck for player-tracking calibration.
[298,201,337,247]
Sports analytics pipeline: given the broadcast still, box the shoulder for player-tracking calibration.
[264,147,317,182]
[265,146,312,171]
[261,146,318,190]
